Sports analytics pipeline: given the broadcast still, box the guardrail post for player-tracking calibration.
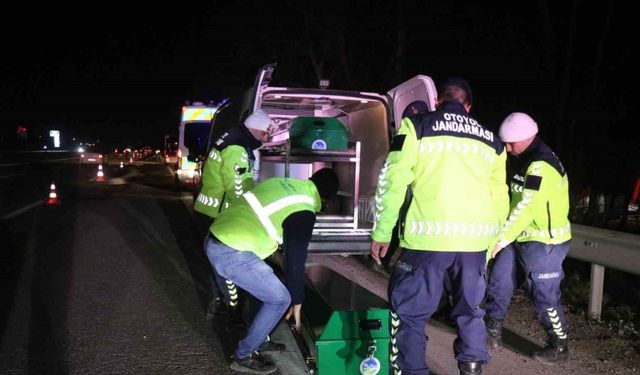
[588,263,605,321]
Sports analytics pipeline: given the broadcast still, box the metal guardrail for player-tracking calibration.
[569,223,640,320]
[308,222,640,320]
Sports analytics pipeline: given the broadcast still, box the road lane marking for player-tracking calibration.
[0,157,79,167]
[0,172,28,179]
[1,199,46,220]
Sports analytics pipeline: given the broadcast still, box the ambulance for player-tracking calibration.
[238,63,439,375]
[244,63,438,255]
[176,102,217,185]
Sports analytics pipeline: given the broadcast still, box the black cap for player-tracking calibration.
[441,77,473,106]
[402,100,430,118]
[310,168,339,200]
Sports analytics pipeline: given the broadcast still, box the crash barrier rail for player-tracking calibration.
[308,222,640,320]
[569,223,640,320]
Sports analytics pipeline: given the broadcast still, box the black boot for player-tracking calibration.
[486,317,503,349]
[458,361,482,375]
[227,306,247,330]
[205,296,224,319]
[533,338,569,365]
[230,352,277,374]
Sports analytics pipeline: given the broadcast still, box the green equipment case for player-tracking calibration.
[300,263,389,375]
[289,117,349,150]
[316,308,389,375]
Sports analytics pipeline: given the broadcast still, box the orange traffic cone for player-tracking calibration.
[47,182,60,205]
[96,164,105,182]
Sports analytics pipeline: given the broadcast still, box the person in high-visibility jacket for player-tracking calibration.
[205,168,339,375]
[486,112,572,365]
[194,109,271,318]
[370,77,509,375]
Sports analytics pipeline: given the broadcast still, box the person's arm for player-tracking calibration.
[220,146,254,204]
[370,117,419,264]
[490,149,510,227]
[282,210,315,332]
[194,149,224,216]
[493,161,553,256]
[486,148,510,262]
[282,210,316,304]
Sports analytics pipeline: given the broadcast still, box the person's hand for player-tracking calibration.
[491,243,503,259]
[370,241,390,266]
[285,304,302,333]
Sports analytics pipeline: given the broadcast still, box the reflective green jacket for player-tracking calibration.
[497,137,571,247]
[371,101,509,252]
[194,126,260,217]
[210,178,321,259]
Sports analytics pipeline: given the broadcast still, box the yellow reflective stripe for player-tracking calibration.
[372,160,390,232]
[390,310,401,373]
[244,193,314,244]
[244,192,283,244]
[519,224,571,239]
[263,195,315,215]
[226,279,238,307]
[421,139,496,163]
[546,307,567,339]
[407,221,499,237]
[182,108,214,121]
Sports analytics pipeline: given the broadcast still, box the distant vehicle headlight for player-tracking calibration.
[78,147,85,153]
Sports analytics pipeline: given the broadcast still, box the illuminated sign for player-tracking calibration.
[49,130,61,148]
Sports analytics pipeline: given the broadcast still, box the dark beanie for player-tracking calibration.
[310,168,339,199]
[402,100,430,118]
[441,77,473,106]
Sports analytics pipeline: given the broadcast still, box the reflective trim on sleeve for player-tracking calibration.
[518,224,571,240]
[197,193,219,207]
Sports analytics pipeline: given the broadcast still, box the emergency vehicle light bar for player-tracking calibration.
[181,107,216,122]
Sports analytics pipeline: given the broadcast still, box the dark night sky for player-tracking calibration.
[1,1,637,188]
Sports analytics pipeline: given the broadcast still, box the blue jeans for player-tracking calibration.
[389,250,489,375]
[486,241,570,341]
[203,235,236,307]
[204,236,291,359]
[198,215,235,306]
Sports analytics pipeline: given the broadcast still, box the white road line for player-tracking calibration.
[0,172,27,179]
[0,157,79,167]
[1,199,46,220]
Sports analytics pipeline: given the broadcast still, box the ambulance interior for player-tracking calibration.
[257,91,391,233]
